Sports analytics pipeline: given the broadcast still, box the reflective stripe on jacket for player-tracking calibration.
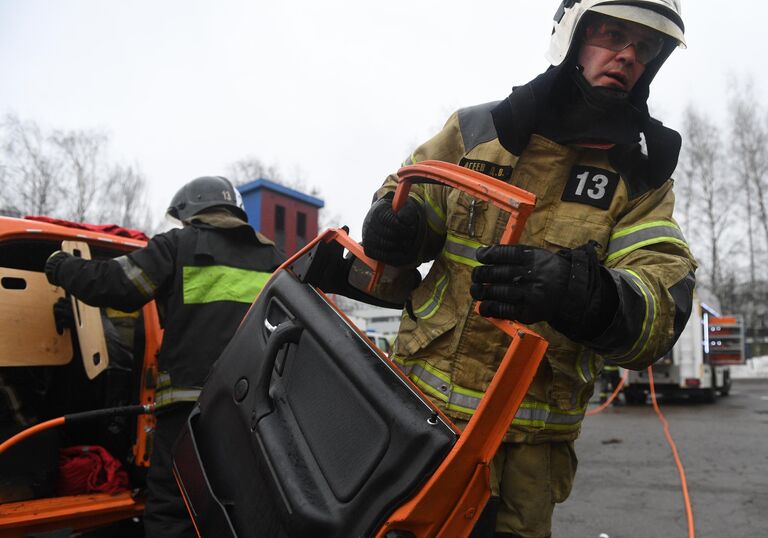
[154,371,201,409]
[374,99,697,443]
[52,214,285,390]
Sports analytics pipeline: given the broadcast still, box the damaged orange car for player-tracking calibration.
[0,215,160,538]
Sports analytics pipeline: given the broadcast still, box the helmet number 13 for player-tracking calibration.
[575,170,609,200]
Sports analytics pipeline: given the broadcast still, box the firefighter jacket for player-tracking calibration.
[47,213,285,407]
[375,94,697,444]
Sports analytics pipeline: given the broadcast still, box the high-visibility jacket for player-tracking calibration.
[49,212,285,406]
[375,97,697,443]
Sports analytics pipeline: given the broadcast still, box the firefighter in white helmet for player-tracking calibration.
[361,1,695,536]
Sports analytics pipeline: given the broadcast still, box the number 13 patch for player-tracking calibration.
[561,166,619,210]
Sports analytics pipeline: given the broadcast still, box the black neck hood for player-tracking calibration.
[527,61,648,146]
[491,60,682,190]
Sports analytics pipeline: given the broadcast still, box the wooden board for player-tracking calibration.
[0,268,73,366]
[62,241,110,379]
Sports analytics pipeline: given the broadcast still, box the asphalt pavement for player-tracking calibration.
[550,378,768,538]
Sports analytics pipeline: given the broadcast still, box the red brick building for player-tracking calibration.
[237,179,324,256]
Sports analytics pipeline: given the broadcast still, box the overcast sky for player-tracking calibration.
[2,0,765,238]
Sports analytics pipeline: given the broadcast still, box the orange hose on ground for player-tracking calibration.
[586,370,628,416]
[648,365,695,538]
[0,416,65,455]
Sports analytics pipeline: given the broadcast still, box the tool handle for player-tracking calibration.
[367,181,412,292]
[368,161,537,335]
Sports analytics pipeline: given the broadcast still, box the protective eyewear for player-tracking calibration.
[582,17,665,65]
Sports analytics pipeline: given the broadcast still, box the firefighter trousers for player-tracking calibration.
[143,404,196,538]
[487,441,577,538]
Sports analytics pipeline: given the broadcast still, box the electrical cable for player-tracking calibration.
[648,365,695,538]
[586,369,628,416]
[586,367,695,537]
[0,404,152,456]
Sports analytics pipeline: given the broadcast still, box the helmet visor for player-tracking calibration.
[582,15,665,65]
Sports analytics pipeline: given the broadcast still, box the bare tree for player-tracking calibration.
[50,128,109,222]
[227,156,286,186]
[226,156,316,193]
[729,80,768,286]
[680,105,741,305]
[1,113,153,231]
[100,163,153,230]
[0,162,19,216]
[1,114,63,216]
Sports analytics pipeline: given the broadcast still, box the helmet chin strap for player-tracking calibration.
[528,61,644,146]
[572,64,631,111]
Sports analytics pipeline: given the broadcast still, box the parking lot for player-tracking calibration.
[551,379,768,538]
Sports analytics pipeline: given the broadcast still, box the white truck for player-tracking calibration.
[622,295,744,404]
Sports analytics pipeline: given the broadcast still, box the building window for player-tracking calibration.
[275,205,285,251]
[296,211,307,249]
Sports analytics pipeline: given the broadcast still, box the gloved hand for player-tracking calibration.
[470,242,617,340]
[362,193,426,267]
[45,250,73,286]
[53,297,75,334]
[298,226,421,309]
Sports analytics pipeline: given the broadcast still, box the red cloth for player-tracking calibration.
[56,445,130,495]
[25,215,150,241]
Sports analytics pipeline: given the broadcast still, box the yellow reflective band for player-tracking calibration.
[413,274,449,320]
[153,371,201,408]
[606,220,688,263]
[446,401,479,416]
[576,349,596,384]
[157,371,172,389]
[444,233,484,267]
[451,382,485,399]
[511,419,582,431]
[393,354,584,429]
[115,255,156,298]
[611,269,657,365]
[606,237,689,264]
[424,191,447,235]
[183,266,271,305]
[393,355,451,383]
[610,220,679,240]
[511,401,585,430]
[448,233,484,249]
[105,307,140,319]
[424,191,445,221]
[155,387,201,408]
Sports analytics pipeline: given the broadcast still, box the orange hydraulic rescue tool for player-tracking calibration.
[364,160,549,538]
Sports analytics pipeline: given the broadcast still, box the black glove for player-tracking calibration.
[470,242,617,340]
[44,251,73,286]
[53,297,75,334]
[293,227,420,309]
[362,193,426,267]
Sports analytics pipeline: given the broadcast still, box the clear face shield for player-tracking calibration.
[547,0,685,67]
[164,211,185,229]
[234,188,245,213]
[582,14,666,65]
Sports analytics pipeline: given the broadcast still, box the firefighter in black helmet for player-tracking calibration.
[45,175,285,538]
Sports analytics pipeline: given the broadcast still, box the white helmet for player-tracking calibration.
[546,0,686,67]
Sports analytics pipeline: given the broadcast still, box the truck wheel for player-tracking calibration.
[699,388,716,404]
[720,371,732,396]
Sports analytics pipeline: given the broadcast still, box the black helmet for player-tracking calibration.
[167,176,247,222]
